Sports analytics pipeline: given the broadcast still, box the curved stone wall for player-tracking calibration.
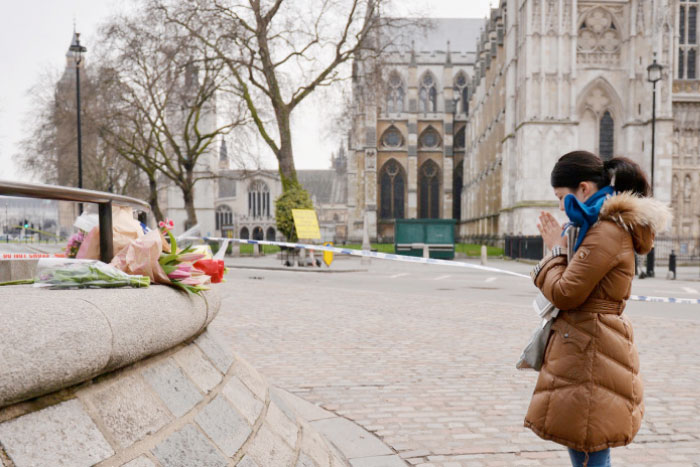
[0,285,220,407]
[0,330,348,467]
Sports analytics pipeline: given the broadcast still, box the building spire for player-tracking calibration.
[446,40,452,64]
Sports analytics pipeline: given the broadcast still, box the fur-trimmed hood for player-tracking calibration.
[598,192,673,254]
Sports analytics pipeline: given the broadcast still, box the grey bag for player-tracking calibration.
[516,319,553,371]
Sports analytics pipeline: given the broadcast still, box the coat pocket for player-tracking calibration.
[551,320,592,353]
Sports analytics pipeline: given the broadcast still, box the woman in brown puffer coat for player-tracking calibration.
[525,151,671,467]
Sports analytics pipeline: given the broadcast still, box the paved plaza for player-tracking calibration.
[213,256,700,466]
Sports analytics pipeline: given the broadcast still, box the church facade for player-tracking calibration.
[463,0,699,242]
[346,19,483,242]
[349,2,700,245]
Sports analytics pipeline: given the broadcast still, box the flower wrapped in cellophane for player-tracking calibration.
[35,258,149,289]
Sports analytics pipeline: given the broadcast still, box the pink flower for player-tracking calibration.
[168,269,190,280]
[180,276,206,286]
[176,253,205,262]
[175,264,193,273]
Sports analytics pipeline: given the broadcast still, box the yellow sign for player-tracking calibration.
[292,209,321,239]
[323,242,334,267]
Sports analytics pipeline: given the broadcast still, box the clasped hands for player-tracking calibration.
[537,211,568,250]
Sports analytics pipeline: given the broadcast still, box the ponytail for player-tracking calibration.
[551,151,651,197]
[603,157,651,197]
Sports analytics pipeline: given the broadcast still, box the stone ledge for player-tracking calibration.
[0,330,351,467]
[0,285,220,408]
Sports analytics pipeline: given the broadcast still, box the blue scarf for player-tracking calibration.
[564,185,615,251]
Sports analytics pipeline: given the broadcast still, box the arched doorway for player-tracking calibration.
[252,226,264,240]
[240,227,249,239]
[266,227,276,241]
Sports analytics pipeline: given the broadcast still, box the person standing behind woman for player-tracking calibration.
[524,151,671,467]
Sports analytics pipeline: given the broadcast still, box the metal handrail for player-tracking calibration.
[0,179,150,262]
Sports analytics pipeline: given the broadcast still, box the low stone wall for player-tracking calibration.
[0,285,220,407]
[0,329,348,467]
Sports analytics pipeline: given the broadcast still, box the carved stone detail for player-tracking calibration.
[577,7,621,65]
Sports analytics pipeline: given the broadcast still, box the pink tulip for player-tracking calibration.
[168,269,190,280]
[177,253,205,262]
[180,276,205,286]
[175,264,193,273]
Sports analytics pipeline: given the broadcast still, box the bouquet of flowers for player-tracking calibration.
[158,220,210,295]
[65,230,86,258]
[35,259,150,289]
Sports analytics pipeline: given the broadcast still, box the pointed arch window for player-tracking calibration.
[419,126,442,149]
[680,1,699,79]
[419,72,437,113]
[386,71,405,113]
[599,111,614,160]
[454,126,465,150]
[248,180,270,218]
[454,72,469,115]
[215,204,233,230]
[419,160,440,219]
[380,159,405,219]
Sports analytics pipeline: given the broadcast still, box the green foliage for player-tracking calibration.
[274,182,313,241]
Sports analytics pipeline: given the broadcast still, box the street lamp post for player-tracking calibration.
[645,53,663,278]
[69,33,87,213]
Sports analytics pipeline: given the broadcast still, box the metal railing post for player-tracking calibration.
[98,201,114,263]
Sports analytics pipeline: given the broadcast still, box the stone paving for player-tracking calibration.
[213,263,700,466]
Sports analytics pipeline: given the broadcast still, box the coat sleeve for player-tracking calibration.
[533,224,622,310]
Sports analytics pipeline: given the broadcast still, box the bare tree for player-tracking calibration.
[98,8,249,228]
[15,67,147,197]
[157,0,405,192]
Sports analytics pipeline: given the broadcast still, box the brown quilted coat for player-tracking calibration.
[524,193,671,452]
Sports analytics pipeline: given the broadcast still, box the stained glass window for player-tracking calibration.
[381,126,403,148]
[386,71,405,113]
[419,127,441,149]
[248,180,270,218]
[419,160,440,219]
[380,159,405,219]
[599,111,614,160]
[420,72,437,113]
[690,49,697,79]
[215,205,233,230]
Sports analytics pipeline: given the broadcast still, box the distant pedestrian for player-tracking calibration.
[525,151,671,467]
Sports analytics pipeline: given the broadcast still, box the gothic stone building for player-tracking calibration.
[214,144,348,243]
[347,19,483,242]
[463,0,699,243]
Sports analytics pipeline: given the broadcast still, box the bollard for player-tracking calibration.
[423,245,430,259]
[668,249,677,280]
[480,245,488,266]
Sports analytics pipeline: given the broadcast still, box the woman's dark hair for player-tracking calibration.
[550,150,651,196]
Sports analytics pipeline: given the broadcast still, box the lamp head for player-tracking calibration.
[69,33,87,65]
[647,53,663,83]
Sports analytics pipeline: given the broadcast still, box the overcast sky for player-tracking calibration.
[0,0,492,182]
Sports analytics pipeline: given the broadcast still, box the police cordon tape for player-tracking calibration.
[3,239,699,305]
[184,236,700,306]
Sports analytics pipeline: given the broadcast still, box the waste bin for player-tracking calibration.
[394,219,456,260]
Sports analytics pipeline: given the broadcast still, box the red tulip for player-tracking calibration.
[193,259,226,283]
